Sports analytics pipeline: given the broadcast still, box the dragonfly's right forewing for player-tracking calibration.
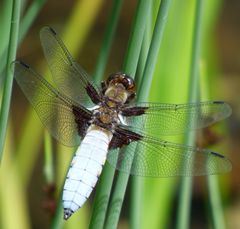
[121,101,232,136]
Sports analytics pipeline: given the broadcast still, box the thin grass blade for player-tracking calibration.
[105,1,172,228]
[176,1,203,228]
[0,0,21,162]
[89,1,124,228]
[131,0,172,228]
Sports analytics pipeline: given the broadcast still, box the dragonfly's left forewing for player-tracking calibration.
[40,26,101,107]
[13,61,92,147]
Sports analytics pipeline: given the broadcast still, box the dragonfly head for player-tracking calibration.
[103,73,136,104]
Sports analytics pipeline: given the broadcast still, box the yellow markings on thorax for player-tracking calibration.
[104,84,128,104]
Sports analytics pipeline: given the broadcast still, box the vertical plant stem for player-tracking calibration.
[102,1,151,228]
[176,1,204,229]
[131,1,171,228]
[138,0,172,101]
[105,1,171,228]
[0,0,47,80]
[130,5,152,229]
[89,1,123,228]
[122,0,151,76]
[93,0,123,84]
[0,0,12,49]
[200,62,227,229]
[135,6,152,85]
[51,197,64,229]
[0,0,13,71]
[91,1,150,228]
[0,0,21,162]
[207,176,226,229]
[89,163,116,229]
[142,0,198,227]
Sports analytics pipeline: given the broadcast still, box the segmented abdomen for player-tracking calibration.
[62,125,113,219]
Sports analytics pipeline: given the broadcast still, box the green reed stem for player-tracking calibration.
[0,0,47,80]
[200,58,227,229]
[130,5,152,229]
[0,0,13,78]
[89,163,116,229]
[0,0,21,162]
[135,9,152,85]
[51,197,64,229]
[207,175,226,229]
[90,1,150,228]
[138,0,171,101]
[105,1,171,228]
[176,1,203,228]
[131,1,171,228]
[93,0,123,84]
[89,2,124,227]
[122,0,150,76]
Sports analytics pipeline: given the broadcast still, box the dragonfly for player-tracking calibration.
[13,26,232,220]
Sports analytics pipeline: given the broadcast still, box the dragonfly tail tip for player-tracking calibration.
[63,208,73,220]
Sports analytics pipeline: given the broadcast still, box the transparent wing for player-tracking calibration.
[120,101,232,136]
[13,61,92,147]
[39,26,101,107]
[107,135,232,177]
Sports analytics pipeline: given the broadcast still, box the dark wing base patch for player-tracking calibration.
[109,127,143,150]
[72,105,92,138]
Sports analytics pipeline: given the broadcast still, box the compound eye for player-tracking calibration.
[122,78,130,88]
[106,73,118,87]
[125,77,135,92]
[106,72,136,93]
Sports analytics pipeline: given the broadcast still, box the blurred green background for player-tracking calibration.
[0,0,240,228]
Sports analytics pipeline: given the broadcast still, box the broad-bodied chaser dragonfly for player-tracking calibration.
[13,27,232,220]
